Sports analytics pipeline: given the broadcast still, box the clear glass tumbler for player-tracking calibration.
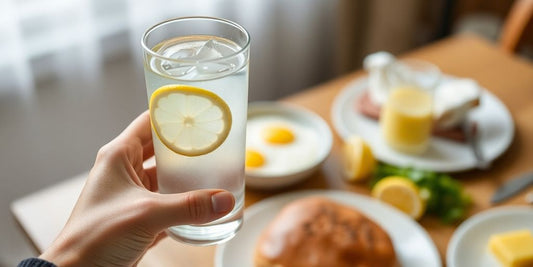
[380,59,440,154]
[141,17,249,245]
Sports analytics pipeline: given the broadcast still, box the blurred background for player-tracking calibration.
[1,0,532,265]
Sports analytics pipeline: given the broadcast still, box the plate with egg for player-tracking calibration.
[245,102,332,189]
[447,206,533,267]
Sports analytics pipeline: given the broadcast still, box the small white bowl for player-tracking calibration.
[245,101,333,190]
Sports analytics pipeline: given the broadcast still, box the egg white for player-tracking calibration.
[246,115,320,176]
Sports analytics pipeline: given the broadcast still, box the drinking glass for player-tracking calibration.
[380,59,440,154]
[141,17,249,245]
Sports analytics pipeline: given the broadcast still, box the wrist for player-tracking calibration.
[40,235,83,267]
[18,258,56,267]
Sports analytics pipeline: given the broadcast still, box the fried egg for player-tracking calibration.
[245,115,320,175]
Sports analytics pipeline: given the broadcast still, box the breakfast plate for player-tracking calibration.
[215,190,441,267]
[331,76,514,172]
[447,206,533,267]
[245,102,332,190]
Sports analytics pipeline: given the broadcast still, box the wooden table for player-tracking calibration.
[11,34,533,266]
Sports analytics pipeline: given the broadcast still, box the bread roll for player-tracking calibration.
[254,197,398,267]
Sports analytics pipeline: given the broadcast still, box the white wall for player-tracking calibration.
[0,0,341,265]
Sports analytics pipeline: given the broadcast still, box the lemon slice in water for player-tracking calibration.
[149,85,232,156]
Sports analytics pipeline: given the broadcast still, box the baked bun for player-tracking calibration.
[254,197,398,267]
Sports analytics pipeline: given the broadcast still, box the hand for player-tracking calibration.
[40,111,235,267]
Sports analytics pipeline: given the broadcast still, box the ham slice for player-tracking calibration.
[356,90,474,142]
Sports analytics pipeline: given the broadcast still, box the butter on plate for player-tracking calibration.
[488,229,533,267]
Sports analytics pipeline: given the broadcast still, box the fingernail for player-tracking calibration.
[211,192,234,214]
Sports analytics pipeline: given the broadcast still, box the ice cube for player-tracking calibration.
[191,39,237,75]
[170,48,197,59]
[159,47,198,75]
[192,39,223,60]
[162,62,195,77]
[196,62,236,75]
[156,39,238,78]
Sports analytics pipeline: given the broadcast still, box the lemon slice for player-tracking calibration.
[371,176,426,220]
[149,85,232,156]
[342,135,376,181]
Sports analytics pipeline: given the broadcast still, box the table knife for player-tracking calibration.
[491,172,533,204]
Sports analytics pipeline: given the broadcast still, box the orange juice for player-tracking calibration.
[381,86,433,154]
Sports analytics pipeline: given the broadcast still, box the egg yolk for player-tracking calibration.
[246,149,265,168]
[262,125,294,144]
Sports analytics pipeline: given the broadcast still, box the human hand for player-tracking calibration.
[39,111,235,267]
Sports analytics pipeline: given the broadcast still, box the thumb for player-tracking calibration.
[150,190,235,229]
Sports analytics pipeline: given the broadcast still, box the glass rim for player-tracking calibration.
[396,58,441,74]
[393,58,441,90]
[141,16,250,64]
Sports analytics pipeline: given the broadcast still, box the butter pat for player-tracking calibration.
[488,229,533,267]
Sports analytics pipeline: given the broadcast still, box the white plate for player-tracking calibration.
[215,190,441,267]
[331,77,514,172]
[245,102,333,190]
[447,206,533,267]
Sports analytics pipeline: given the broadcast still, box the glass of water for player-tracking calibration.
[141,17,249,245]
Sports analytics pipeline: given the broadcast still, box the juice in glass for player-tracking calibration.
[381,86,433,154]
[142,17,249,245]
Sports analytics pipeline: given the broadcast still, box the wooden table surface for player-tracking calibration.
[12,34,533,267]
[139,34,533,267]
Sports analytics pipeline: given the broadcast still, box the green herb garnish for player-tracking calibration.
[370,163,471,223]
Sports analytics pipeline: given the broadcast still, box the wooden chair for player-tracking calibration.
[499,0,533,52]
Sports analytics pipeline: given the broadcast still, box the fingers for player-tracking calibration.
[149,190,235,229]
[119,110,152,147]
[110,110,154,163]
[142,139,154,161]
[149,232,167,249]
[141,166,158,192]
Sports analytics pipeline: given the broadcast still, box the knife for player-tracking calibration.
[491,171,533,204]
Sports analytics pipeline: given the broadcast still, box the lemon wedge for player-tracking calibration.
[149,85,232,156]
[342,135,376,181]
[371,176,426,220]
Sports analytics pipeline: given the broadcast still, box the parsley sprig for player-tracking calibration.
[371,163,472,223]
